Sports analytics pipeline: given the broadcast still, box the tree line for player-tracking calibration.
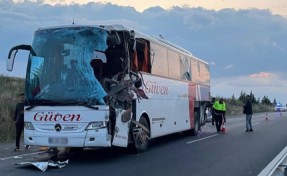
[237,91,283,106]
[220,91,278,115]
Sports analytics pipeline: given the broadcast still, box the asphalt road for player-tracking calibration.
[0,111,287,176]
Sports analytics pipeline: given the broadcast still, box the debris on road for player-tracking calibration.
[15,159,69,172]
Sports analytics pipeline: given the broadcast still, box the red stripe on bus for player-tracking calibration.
[188,83,196,129]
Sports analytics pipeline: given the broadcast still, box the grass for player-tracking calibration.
[0,75,25,142]
[226,103,274,116]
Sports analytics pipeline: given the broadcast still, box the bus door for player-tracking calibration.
[112,108,132,147]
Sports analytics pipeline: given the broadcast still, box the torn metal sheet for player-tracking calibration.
[15,159,69,172]
[105,73,148,110]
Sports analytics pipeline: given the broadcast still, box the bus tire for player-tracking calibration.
[132,117,150,153]
[192,111,200,135]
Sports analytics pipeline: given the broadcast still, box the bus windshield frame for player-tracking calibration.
[25,26,110,106]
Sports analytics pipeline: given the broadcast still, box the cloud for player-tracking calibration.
[249,72,271,78]
[0,1,287,103]
[183,8,217,30]
[211,72,287,103]
[225,64,234,70]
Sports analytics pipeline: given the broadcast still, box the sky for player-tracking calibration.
[15,0,287,16]
[1,0,287,104]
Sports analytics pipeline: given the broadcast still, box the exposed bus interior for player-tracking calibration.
[131,38,151,73]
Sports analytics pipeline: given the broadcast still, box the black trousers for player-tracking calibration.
[15,122,24,148]
[212,115,215,125]
[214,114,223,132]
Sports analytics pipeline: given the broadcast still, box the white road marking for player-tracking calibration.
[258,145,287,176]
[252,123,260,126]
[0,151,46,161]
[186,134,219,144]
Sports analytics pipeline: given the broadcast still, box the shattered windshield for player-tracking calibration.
[25,26,109,105]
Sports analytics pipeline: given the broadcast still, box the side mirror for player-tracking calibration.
[6,49,17,71]
[6,44,35,72]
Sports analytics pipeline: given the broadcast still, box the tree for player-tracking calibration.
[261,96,272,105]
[238,91,258,104]
[238,90,246,103]
[249,91,258,104]
[230,94,237,105]
[273,99,277,105]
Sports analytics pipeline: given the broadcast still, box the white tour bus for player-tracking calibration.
[6,25,211,152]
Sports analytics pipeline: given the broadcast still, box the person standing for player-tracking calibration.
[211,97,216,125]
[212,98,226,132]
[13,93,29,151]
[243,95,253,132]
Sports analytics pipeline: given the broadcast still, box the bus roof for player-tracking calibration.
[135,31,209,65]
[35,24,209,65]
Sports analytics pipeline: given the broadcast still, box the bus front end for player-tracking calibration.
[24,106,111,147]
[7,25,140,149]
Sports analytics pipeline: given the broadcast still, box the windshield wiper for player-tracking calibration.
[25,105,36,111]
[26,99,69,111]
[26,99,99,111]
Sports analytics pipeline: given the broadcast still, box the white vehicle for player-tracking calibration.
[275,103,287,112]
[205,108,212,122]
[6,25,211,152]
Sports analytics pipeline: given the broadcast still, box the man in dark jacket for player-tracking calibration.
[243,95,253,132]
[13,93,29,151]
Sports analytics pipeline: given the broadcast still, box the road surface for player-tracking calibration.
[0,111,286,176]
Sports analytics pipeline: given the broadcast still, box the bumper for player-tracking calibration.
[24,128,112,148]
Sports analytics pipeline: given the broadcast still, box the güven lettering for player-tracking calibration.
[34,112,82,122]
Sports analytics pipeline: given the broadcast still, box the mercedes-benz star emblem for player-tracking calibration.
[55,124,62,132]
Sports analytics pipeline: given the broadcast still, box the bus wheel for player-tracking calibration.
[132,117,150,152]
[192,111,200,135]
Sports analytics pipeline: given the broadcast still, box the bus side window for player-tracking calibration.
[133,39,150,73]
[181,56,191,81]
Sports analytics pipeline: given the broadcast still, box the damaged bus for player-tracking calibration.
[6,25,210,152]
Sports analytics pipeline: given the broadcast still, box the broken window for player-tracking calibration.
[132,39,150,73]
[26,27,109,105]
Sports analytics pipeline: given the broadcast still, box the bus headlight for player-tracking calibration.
[86,121,106,130]
[24,122,35,130]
